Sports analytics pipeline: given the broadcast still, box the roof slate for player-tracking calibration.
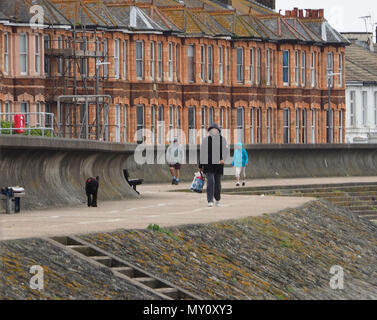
[0,0,349,45]
[345,43,377,83]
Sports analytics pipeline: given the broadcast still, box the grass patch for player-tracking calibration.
[147,224,180,241]
[280,238,293,249]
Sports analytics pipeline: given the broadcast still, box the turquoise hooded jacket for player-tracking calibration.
[232,142,249,167]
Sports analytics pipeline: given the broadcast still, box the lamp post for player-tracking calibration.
[327,72,341,143]
[95,59,110,140]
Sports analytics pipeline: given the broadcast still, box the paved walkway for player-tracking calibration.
[1,176,376,241]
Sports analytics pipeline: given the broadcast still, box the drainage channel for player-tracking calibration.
[46,235,200,300]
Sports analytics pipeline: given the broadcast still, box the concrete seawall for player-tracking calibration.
[126,144,377,183]
[1,136,377,210]
[0,136,139,210]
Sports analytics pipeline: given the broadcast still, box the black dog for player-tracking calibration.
[85,176,99,207]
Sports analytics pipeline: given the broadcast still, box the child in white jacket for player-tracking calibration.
[167,138,185,185]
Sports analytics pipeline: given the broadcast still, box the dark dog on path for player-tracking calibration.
[86,176,99,207]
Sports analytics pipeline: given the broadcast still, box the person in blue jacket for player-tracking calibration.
[232,142,249,187]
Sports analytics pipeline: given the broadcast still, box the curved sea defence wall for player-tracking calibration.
[126,144,377,183]
[2,136,377,209]
[0,136,138,210]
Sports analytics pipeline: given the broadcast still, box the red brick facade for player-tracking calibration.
[0,1,347,145]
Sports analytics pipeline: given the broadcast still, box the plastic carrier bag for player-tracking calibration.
[190,172,205,193]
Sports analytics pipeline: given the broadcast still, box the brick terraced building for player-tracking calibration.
[0,0,348,144]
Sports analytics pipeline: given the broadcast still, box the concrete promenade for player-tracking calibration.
[1,176,377,241]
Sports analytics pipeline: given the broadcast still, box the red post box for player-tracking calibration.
[14,114,25,134]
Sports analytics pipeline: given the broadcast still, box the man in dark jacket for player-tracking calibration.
[199,123,228,207]
[85,176,99,207]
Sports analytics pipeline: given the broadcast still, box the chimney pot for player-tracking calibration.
[319,9,324,18]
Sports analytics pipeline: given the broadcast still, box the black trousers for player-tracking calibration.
[87,192,97,207]
[206,172,222,203]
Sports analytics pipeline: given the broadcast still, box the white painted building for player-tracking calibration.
[342,33,377,143]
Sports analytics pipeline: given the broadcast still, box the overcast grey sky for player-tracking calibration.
[277,0,377,34]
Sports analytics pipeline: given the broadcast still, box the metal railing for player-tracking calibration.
[0,112,55,137]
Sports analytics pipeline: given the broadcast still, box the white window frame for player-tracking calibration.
[295,50,300,86]
[187,45,195,83]
[168,42,173,81]
[267,107,271,143]
[136,104,145,144]
[219,46,223,84]
[256,108,261,144]
[302,109,307,144]
[188,106,196,145]
[310,52,316,87]
[115,104,121,143]
[136,41,144,80]
[44,35,50,75]
[209,107,214,126]
[266,49,271,86]
[326,109,334,143]
[200,45,206,82]
[256,48,261,85]
[36,102,41,127]
[123,105,127,143]
[283,108,290,144]
[201,106,207,139]
[123,40,127,80]
[114,39,120,79]
[176,45,180,82]
[250,48,254,85]
[338,53,343,87]
[103,38,109,78]
[301,51,306,87]
[150,41,155,80]
[57,35,63,75]
[151,105,156,144]
[4,33,9,75]
[220,107,225,129]
[236,47,244,83]
[169,105,174,141]
[20,33,28,75]
[237,107,245,143]
[350,91,356,127]
[339,109,344,143]
[327,52,334,88]
[226,47,229,84]
[208,45,213,82]
[283,50,289,86]
[250,108,255,144]
[362,91,368,126]
[296,109,300,143]
[158,105,164,145]
[157,42,163,81]
[311,109,316,144]
[176,106,181,132]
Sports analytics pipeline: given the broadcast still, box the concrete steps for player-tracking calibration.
[48,236,199,300]
[223,182,377,222]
